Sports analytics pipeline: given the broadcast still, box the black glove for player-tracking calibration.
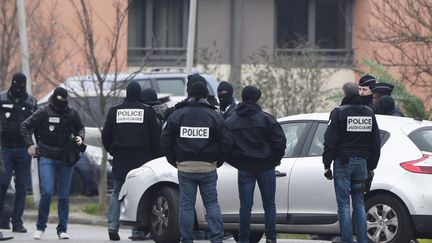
[368,170,374,178]
[324,169,333,180]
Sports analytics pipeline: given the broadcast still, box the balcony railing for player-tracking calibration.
[276,48,353,67]
[128,47,187,67]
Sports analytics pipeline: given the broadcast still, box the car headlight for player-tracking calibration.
[126,169,145,180]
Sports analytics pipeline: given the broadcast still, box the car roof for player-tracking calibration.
[278,112,432,135]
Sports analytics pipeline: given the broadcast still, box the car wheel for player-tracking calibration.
[70,171,85,195]
[150,187,180,243]
[232,231,264,243]
[365,194,413,243]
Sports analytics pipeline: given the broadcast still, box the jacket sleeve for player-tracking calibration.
[102,108,115,153]
[368,114,381,170]
[216,118,233,165]
[323,109,340,169]
[269,120,287,165]
[161,114,178,167]
[0,125,4,173]
[73,110,85,140]
[146,108,162,159]
[21,107,46,147]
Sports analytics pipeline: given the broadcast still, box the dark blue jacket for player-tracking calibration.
[225,102,286,171]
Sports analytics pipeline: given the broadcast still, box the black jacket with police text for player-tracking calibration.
[21,104,85,160]
[0,91,37,147]
[225,102,287,171]
[161,98,232,167]
[323,95,381,170]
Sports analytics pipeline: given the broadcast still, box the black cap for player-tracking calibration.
[188,82,208,99]
[378,95,395,115]
[126,81,142,101]
[217,81,234,97]
[359,74,376,88]
[241,85,261,102]
[372,83,394,96]
[186,74,207,94]
[53,87,68,99]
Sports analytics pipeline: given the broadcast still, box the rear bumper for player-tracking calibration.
[413,215,432,238]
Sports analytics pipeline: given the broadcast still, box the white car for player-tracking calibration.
[119,113,432,243]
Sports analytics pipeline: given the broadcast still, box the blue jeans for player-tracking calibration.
[334,157,368,243]
[0,147,31,227]
[108,178,124,231]
[238,169,276,243]
[36,156,73,233]
[178,170,223,243]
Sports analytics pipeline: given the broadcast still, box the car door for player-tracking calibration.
[288,122,338,224]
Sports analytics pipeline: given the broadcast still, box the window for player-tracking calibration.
[276,0,353,61]
[308,123,327,156]
[281,122,308,158]
[155,78,185,96]
[128,0,189,66]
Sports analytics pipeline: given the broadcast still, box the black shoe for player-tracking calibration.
[12,225,27,233]
[0,232,13,241]
[108,229,120,241]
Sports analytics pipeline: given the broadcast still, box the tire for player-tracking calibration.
[150,187,180,243]
[365,194,413,243]
[70,171,85,195]
[232,231,264,243]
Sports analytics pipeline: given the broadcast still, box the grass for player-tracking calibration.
[419,240,432,243]
[81,203,100,215]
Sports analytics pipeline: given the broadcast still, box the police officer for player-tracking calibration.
[225,85,286,243]
[217,81,236,119]
[358,74,376,112]
[323,82,381,243]
[0,72,37,233]
[371,82,394,107]
[377,95,405,116]
[161,81,232,243]
[21,87,85,240]
[0,137,13,240]
[102,81,161,241]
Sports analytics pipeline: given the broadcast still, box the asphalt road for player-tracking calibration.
[3,224,331,243]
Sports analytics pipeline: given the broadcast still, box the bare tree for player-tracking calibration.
[243,47,346,117]
[364,0,432,105]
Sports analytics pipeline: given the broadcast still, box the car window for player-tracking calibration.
[156,78,185,96]
[69,96,123,127]
[408,127,432,153]
[281,122,308,158]
[307,123,327,156]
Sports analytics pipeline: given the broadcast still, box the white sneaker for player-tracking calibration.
[33,230,44,240]
[58,232,70,240]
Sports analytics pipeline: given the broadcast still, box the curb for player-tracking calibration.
[23,211,106,227]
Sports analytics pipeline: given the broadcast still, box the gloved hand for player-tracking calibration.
[324,169,333,180]
[368,170,374,178]
[75,136,83,145]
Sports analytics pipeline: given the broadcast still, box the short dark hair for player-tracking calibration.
[342,82,359,97]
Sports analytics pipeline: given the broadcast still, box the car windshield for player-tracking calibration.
[408,127,432,153]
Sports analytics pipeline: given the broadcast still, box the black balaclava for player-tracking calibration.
[9,72,27,98]
[50,87,69,111]
[186,74,207,96]
[141,88,160,106]
[217,81,234,111]
[126,81,142,102]
[188,82,208,99]
[241,85,261,103]
[378,95,395,115]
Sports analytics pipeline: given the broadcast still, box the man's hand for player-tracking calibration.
[28,145,37,157]
[75,136,83,145]
[324,169,333,180]
[368,170,374,178]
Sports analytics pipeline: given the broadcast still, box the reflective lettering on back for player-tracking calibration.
[346,116,372,132]
[48,117,60,123]
[116,109,144,123]
[180,126,210,139]
[2,104,13,109]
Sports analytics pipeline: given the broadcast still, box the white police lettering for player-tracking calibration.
[180,126,210,139]
[48,117,60,123]
[116,109,144,123]
[346,116,372,132]
[2,104,13,109]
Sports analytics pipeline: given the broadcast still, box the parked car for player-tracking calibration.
[119,113,432,243]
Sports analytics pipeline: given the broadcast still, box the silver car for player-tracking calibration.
[119,113,432,243]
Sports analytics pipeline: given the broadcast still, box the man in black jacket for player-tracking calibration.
[225,85,286,243]
[378,95,405,117]
[217,81,236,119]
[0,73,37,233]
[0,136,13,240]
[323,82,381,243]
[161,81,232,243]
[21,87,85,240]
[102,81,161,241]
